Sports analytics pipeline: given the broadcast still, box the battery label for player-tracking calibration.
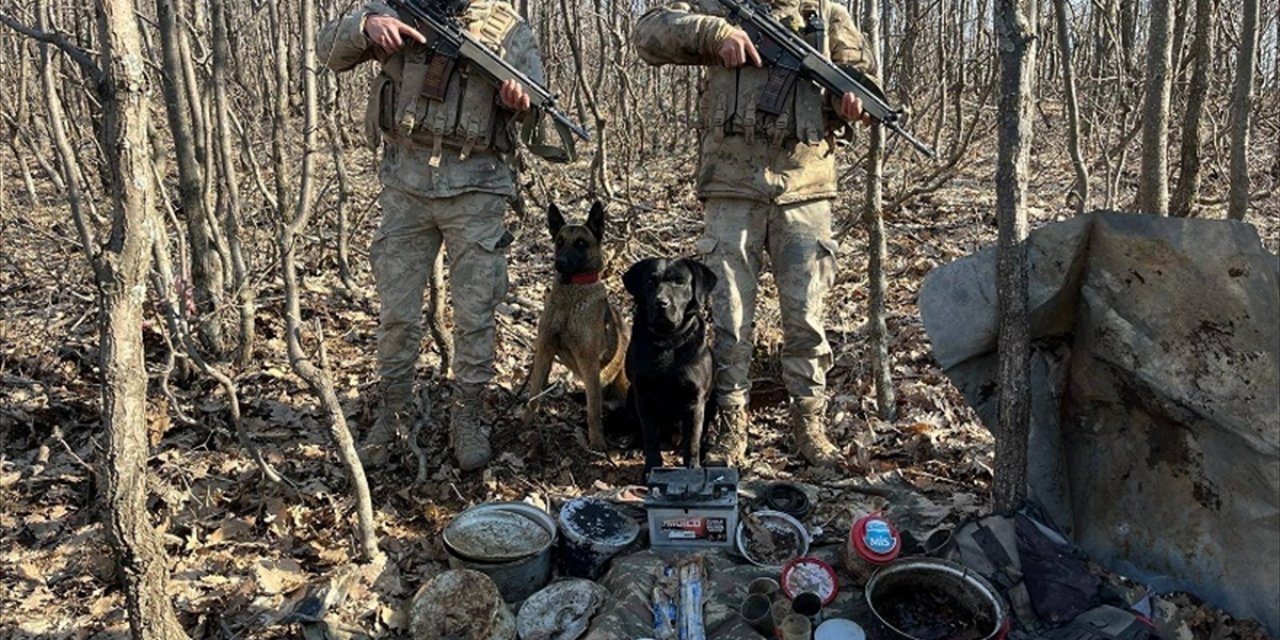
[660,516,728,542]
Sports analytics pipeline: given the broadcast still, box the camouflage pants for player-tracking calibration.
[371,188,511,388]
[697,197,838,408]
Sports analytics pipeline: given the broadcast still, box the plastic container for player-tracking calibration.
[557,497,640,580]
[865,557,1009,640]
[443,502,556,603]
[841,513,902,583]
[814,619,867,640]
[781,557,839,605]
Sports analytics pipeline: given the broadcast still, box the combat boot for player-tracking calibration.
[450,384,492,471]
[362,381,416,469]
[791,397,842,467]
[705,405,750,466]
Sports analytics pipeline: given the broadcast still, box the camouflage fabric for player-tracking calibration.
[634,0,880,204]
[372,188,511,389]
[319,2,536,398]
[696,197,837,407]
[583,548,873,639]
[318,0,544,199]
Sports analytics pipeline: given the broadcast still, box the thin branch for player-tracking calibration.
[0,11,104,88]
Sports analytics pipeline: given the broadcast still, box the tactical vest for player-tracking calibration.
[701,3,829,148]
[365,1,521,164]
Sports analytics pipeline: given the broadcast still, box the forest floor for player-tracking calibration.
[1,137,1277,638]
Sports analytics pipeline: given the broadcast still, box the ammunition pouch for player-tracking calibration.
[363,1,523,158]
[699,7,832,147]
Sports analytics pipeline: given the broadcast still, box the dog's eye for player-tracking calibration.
[574,239,588,250]
[555,237,564,247]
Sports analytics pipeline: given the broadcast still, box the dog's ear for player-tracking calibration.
[684,259,717,308]
[587,201,605,242]
[547,203,566,239]
[622,259,652,299]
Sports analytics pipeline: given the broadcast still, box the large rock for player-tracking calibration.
[919,212,1280,635]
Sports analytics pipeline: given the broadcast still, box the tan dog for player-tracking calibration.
[523,201,629,450]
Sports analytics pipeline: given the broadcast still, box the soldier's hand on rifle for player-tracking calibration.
[498,79,531,112]
[839,92,875,127]
[364,14,427,54]
[718,28,762,68]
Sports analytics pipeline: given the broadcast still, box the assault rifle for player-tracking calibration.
[386,0,590,158]
[716,0,935,158]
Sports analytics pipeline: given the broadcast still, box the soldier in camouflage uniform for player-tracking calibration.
[634,0,880,468]
[319,0,545,471]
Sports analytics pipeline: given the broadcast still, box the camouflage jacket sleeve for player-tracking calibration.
[827,3,881,91]
[503,20,544,85]
[634,1,735,66]
[317,1,393,72]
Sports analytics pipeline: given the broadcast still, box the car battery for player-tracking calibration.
[644,467,740,550]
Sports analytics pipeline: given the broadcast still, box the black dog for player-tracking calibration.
[622,257,717,472]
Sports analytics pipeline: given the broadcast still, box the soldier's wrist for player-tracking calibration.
[709,20,736,54]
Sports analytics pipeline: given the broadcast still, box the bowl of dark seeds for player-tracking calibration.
[866,558,1008,640]
[736,510,810,570]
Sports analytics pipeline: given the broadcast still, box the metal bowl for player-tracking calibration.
[865,557,1008,640]
[735,509,811,569]
[444,502,556,563]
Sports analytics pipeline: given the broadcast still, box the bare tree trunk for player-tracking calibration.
[322,74,358,294]
[38,2,96,266]
[157,0,226,353]
[1119,0,1138,69]
[210,0,255,366]
[175,0,207,169]
[269,0,293,213]
[1054,0,1088,213]
[279,0,381,564]
[1171,0,1214,217]
[1227,0,1260,220]
[1137,0,1173,215]
[150,209,286,486]
[427,250,453,376]
[994,0,1036,513]
[3,48,41,205]
[97,0,191,636]
[863,0,895,422]
[560,0,613,197]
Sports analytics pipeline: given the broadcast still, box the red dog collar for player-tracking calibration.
[566,271,600,285]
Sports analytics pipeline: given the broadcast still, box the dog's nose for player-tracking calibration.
[654,298,671,310]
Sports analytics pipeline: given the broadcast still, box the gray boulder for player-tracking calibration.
[919,211,1280,635]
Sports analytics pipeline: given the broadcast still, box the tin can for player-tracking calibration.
[841,513,901,583]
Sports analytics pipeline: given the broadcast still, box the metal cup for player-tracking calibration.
[749,576,781,598]
[741,593,775,635]
[792,591,824,623]
[779,613,813,640]
[771,598,793,635]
